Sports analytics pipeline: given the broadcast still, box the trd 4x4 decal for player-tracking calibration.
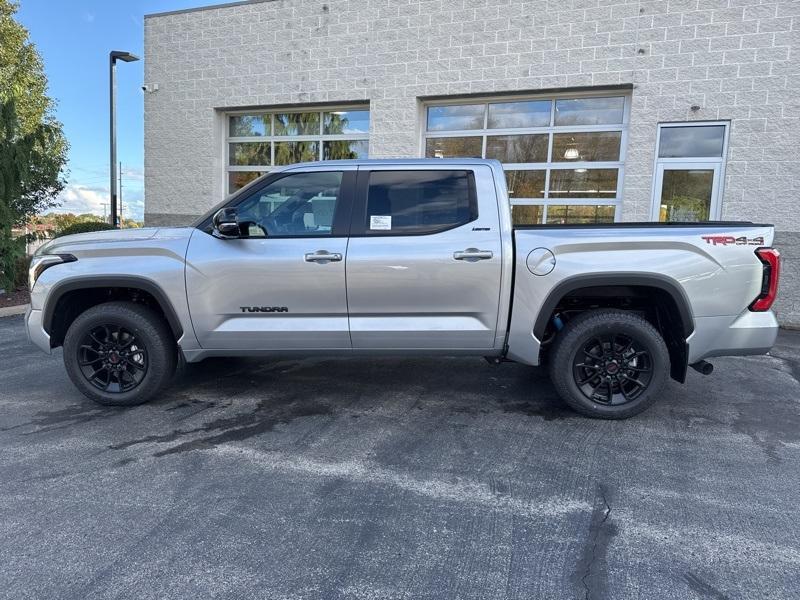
[701,235,765,247]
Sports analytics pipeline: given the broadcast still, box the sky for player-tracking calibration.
[16,0,234,221]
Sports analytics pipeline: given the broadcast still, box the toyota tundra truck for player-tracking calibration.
[25,159,780,418]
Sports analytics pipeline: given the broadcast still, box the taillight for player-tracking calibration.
[749,247,780,312]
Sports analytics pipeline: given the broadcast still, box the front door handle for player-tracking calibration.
[304,251,342,263]
[453,248,494,261]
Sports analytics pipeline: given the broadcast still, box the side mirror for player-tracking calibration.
[212,207,240,238]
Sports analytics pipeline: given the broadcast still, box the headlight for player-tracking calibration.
[28,254,77,291]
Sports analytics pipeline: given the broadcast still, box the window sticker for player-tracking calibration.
[370,215,392,230]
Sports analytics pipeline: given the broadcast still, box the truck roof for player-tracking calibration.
[282,158,504,168]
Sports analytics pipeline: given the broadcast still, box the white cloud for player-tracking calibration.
[47,183,144,221]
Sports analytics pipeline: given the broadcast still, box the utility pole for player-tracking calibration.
[100,203,108,224]
[119,161,123,227]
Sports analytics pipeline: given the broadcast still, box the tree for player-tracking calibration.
[0,0,68,289]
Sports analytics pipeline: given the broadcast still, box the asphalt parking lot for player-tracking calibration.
[1,314,800,600]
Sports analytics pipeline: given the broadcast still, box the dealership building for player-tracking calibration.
[143,0,799,324]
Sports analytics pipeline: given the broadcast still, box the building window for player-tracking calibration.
[652,122,729,222]
[226,107,369,193]
[422,94,629,224]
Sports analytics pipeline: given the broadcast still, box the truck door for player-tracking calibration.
[185,168,354,350]
[345,165,503,350]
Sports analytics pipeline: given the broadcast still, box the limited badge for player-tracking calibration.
[370,215,392,230]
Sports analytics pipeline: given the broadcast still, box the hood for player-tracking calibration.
[37,227,192,255]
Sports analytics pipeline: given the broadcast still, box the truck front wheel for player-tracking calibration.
[63,301,177,406]
[548,309,669,419]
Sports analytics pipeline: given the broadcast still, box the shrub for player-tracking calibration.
[56,221,115,237]
[12,254,31,290]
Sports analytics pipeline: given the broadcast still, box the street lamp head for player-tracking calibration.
[110,50,140,63]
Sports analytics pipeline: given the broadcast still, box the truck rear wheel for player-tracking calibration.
[548,309,669,419]
[63,301,176,406]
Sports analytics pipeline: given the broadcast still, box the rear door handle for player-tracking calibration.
[304,251,342,263]
[453,248,494,261]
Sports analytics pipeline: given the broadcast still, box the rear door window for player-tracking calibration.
[363,170,477,235]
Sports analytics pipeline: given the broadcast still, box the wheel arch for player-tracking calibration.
[43,276,184,348]
[534,273,694,383]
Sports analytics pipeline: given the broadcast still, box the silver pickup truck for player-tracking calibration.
[26,159,780,418]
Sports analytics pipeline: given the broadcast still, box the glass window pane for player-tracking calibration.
[488,100,551,128]
[546,205,616,224]
[548,169,618,199]
[552,132,621,162]
[554,97,625,126]
[274,141,319,165]
[236,171,342,236]
[511,204,544,225]
[228,171,264,193]
[229,115,270,137]
[486,134,548,163]
[229,142,271,166]
[658,126,725,158]
[365,171,475,235]
[425,136,483,158]
[659,169,714,222]
[274,112,320,136]
[324,110,370,134]
[505,170,546,199]
[323,140,368,160]
[426,104,485,131]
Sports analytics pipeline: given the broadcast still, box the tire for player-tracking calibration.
[548,309,670,419]
[63,301,177,406]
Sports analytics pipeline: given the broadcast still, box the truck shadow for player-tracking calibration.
[109,356,572,456]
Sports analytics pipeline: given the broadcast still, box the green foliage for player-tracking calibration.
[56,221,115,238]
[0,0,68,289]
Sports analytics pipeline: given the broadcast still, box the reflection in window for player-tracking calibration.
[425,136,483,158]
[324,110,370,134]
[506,170,546,199]
[549,169,618,199]
[552,132,621,162]
[228,171,264,192]
[511,204,544,225]
[274,141,319,165]
[554,97,625,126]
[229,115,270,137]
[274,112,320,136]
[486,134,548,163]
[659,169,714,222]
[229,142,271,166]
[658,126,725,158]
[546,205,616,224]
[488,101,551,128]
[426,104,485,131]
[323,140,368,160]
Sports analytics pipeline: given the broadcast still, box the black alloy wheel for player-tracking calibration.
[572,333,653,406]
[77,324,148,393]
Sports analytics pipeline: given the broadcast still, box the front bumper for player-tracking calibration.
[25,307,51,354]
[688,310,779,364]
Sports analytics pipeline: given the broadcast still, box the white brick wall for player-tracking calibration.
[144,0,800,320]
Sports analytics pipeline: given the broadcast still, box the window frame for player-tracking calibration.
[224,104,370,194]
[348,168,479,237]
[419,91,631,224]
[649,121,730,221]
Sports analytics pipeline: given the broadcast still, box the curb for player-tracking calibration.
[0,304,29,318]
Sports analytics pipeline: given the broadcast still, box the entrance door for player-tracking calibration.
[185,168,354,350]
[653,163,722,222]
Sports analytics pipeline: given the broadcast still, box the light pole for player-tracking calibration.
[109,50,139,228]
